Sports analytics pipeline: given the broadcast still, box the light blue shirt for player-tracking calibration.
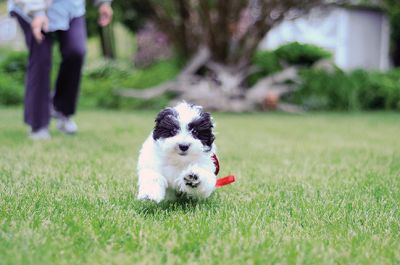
[8,0,110,32]
[46,0,86,31]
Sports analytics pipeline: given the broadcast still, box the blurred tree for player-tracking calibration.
[146,0,324,65]
[118,0,329,111]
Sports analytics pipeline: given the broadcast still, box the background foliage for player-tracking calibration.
[287,68,400,110]
[249,42,333,84]
[1,42,400,111]
[0,51,26,105]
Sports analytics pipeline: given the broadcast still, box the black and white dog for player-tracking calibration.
[137,102,218,202]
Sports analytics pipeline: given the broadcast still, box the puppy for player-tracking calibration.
[137,102,218,202]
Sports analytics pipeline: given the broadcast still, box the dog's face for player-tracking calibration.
[152,102,215,157]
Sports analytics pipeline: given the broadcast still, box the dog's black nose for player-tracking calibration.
[178,144,190,152]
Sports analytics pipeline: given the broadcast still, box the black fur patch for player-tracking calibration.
[153,108,180,140]
[188,111,215,150]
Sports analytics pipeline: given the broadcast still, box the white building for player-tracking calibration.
[260,5,391,71]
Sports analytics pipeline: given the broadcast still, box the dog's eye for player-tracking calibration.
[191,129,198,135]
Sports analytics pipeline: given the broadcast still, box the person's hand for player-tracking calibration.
[98,3,113,27]
[31,15,49,43]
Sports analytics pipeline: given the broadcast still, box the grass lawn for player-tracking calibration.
[0,108,399,265]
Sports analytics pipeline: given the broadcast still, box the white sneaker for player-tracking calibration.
[52,109,78,134]
[30,127,51,140]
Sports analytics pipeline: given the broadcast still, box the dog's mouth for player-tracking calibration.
[178,152,188,156]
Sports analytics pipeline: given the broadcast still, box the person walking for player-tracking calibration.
[8,0,113,140]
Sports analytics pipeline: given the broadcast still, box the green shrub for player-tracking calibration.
[253,50,282,75]
[275,42,332,66]
[0,49,179,109]
[80,58,180,109]
[0,48,69,106]
[252,42,399,111]
[250,42,333,86]
[86,63,130,80]
[0,51,28,73]
[286,68,400,111]
[0,75,24,105]
[0,51,27,105]
[0,51,28,83]
[248,50,282,86]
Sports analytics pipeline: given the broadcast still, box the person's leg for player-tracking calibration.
[53,16,87,116]
[14,13,53,132]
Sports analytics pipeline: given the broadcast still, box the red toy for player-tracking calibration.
[216,175,236,187]
[211,154,236,188]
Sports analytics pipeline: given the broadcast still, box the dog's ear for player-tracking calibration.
[153,108,179,140]
[197,112,214,130]
[188,110,215,150]
[186,104,214,130]
[155,108,173,123]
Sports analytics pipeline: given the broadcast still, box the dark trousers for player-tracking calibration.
[15,14,87,131]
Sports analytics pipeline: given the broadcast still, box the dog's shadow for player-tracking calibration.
[133,196,220,217]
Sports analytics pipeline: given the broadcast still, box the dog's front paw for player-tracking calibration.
[137,170,168,203]
[137,185,166,203]
[178,165,216,199]
[137,192,164,203]
[184,173,201,188]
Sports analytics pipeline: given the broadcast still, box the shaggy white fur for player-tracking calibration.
[137,102,217,202]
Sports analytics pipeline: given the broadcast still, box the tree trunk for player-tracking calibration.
[116,48,302,112]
